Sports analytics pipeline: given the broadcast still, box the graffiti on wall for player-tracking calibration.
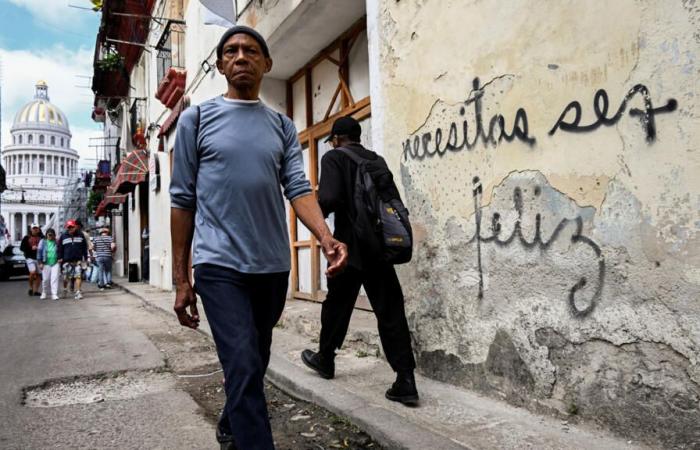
[549,85,677,142]
[468,176,605,318]
[402,77,678,161]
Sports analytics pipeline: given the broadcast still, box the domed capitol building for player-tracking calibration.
[1,81,80,243]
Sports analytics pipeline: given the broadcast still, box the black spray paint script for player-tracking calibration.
[402,78,678,161]
[469,177,605,318]
[549,84,677,142]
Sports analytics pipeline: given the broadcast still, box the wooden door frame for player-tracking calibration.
[290,98,371,302]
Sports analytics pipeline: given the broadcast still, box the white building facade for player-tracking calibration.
[1,81,80,243]
[89,1,700,446]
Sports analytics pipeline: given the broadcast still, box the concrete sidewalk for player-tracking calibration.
[114,278,645,450]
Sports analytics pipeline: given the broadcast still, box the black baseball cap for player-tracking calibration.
[325,116,361,142]
[217,25,270,59]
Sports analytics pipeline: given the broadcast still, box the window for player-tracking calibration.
[155,20,186,83]
[51,136,55,146]
[39,135,45,145]
[19,135,23,144]
[28,135,33,144]
[61,138,64,147]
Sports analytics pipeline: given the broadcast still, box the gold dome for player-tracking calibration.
[12,82,70,130]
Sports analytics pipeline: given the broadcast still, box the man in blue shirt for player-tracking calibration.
[170,26,347,450]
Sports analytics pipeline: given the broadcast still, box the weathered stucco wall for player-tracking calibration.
[376,0,700,446]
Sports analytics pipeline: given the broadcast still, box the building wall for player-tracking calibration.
[112,211,126,277]
[148,151,173,290]
[127,188,142,270]
[374,1,699,446]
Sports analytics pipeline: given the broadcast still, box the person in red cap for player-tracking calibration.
[57,219,88,300]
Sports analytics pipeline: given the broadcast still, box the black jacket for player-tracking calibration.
[57,232,88,262]
[318,143,399,270]
[20,235,41,260]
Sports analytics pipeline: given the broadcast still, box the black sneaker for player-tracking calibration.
[301,349,335,379]
[385,371,419,406]
[216,423,238,450]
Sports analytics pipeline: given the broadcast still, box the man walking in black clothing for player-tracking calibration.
[301,116,419,405]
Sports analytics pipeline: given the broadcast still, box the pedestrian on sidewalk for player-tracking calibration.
[75,219,93,281]
[170,25,348,450]
[58,219,88,300]
[37,228,60,300]
[93,227,114,290]
[301,116,420,406]
[20,223,43,296]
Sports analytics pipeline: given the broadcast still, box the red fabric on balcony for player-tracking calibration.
[158,98,186,138]
[156,68,187,108]
[112,149,149,193]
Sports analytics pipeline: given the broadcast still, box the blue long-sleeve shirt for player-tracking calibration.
[170,96,312,274]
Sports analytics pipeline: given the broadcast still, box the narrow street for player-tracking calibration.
[0,279,379,450]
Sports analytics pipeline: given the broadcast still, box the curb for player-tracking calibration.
[266,354,468,450]
[114,280,467,450]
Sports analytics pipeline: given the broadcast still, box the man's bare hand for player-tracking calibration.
[174,283,200,329]
[321,237,348,278]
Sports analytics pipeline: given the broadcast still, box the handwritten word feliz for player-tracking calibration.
[402,78,678,162]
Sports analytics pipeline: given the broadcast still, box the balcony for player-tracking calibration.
[155,20,186,109]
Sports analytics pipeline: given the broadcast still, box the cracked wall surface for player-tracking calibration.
[376,0,700,447]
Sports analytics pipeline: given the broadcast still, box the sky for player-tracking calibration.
[0,0,101,169]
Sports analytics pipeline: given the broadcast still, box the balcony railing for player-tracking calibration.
[156,20,186,84]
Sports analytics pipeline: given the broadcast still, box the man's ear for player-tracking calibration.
[264,57,273,74]
[215,59,224,74]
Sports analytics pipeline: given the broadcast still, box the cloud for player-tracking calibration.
[71,124,106,169]
[7,0,90,28]
[1,44,95,149]
[0,42,105,170]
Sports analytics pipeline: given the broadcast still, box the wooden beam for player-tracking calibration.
[323,82,342,122]
[288,17,366,84]
[286,80,293,118]
[305,68,313,128]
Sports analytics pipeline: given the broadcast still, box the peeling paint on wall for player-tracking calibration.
[379,0,700,447]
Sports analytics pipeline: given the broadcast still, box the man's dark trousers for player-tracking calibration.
[319,263,415,372]
[194,264,288,450]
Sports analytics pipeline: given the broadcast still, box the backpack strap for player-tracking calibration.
[335,146,366,165]
[193,105,201,153]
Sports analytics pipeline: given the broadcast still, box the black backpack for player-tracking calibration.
[337,147,413,265]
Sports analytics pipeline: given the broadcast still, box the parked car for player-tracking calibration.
[0,245,29,280]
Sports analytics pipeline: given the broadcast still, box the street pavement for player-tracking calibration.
[118,279,646,450]
[0,278,215,449]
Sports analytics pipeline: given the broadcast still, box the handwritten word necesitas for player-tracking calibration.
[403,78,678,162]
[403,78,535,162]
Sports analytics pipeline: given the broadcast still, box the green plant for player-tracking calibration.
[87,190,104,215]
[96,52,124,72]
